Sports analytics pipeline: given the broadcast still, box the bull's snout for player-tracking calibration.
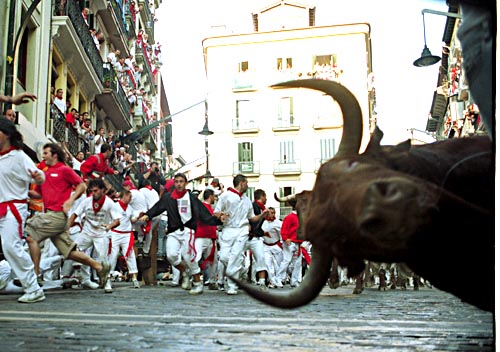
[358,179,419,243]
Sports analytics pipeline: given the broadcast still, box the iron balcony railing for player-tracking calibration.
[233,161,260,175]
[55,0,104,82]
[50,104,81,156]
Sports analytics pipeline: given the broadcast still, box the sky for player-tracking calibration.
[155,0,449,163]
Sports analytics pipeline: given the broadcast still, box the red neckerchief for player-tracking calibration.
[266,216,276,221]
[170,189,187,200]
[118,200,128,211]
[143,185,153,190]
[0,146,19,156]
[228,187,243,198]
[255,200,266,211]
[93,195,106,214]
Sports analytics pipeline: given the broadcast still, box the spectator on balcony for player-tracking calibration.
[53,89,66,114]
[79,116,94,155]
[153,42,162,65]
[133,65,142,86]
[127,89,137,109]
[94,127,105,155]
[62,143,85,173]
[80,143,119,180]
[65,108,79,131]
[107,49,120,66]
[106,130,116,149]
[4,109,16,123]
[89,28,103,51]
[81,7,90,27]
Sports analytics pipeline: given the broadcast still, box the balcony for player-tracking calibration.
[233,73,257,91]
[53,0,103,95]
[313,116,343,129]
[124,3,137,39]
[232,119,259,134]
[273,160,301,175]
[95,64,133,130]
[138,0,155,41]
[233,161,260,176]
[135,42,157,95]
[95,0,131,56]
[49,105,81,156]
[272,118,300,132]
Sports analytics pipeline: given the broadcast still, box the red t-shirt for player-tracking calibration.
[195,202,217,239]
[36,162,83,211]
[66,113,76,125]
[281,212,302,243]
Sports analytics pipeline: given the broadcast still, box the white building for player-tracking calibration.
[202,1,374,218]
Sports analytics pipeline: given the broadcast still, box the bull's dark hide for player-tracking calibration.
[233,79,494,312]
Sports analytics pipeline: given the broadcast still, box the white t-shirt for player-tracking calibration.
[128,189,148,217]
[214,190,254,229]
[139,187,159,210]
[0,149,45,202]
[262,218,283,244]
[73,195,121,237]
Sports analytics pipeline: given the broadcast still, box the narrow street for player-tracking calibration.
[0,282,493,351]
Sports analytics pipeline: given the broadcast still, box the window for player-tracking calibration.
[278,186,295,220]
[238,61,249,73]
[280,141,295,163]
[246,187,255,201]
[235,99,254,128]
[17,29,29,89]
[277,97,294,126]
[238,142,254,173]
[276,57,293,70]
[320,138,336,161]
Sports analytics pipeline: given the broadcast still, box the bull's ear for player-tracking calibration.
[393,139,412,152]
[364,126,384,155]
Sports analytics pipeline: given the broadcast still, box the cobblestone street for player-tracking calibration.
[0,282,494,351]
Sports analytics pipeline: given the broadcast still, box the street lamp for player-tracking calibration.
[413,9,462,67]
[198,104,213,185]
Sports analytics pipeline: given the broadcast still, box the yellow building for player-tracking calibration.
[202,1,374,217]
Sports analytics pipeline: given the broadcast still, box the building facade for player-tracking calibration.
[202,2,374,218]
[0,0,174,189]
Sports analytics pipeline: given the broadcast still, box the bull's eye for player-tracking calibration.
[347,160,359,171]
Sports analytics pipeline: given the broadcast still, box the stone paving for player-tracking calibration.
[0,282,494,351]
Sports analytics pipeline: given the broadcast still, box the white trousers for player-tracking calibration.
[0,204,40,293]
[74,231,109,282]
[264,244,283,286]
[166,228,199,275]
[109,233,138,276]
[218,226,249,291]
[194,237,217,283]
[276,242,302,286]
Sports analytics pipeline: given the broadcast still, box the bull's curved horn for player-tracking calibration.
[272,79,363,157]
[229,246,333,308]
[274,192,296,203]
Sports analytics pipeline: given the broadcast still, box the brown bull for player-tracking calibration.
[233,79,494,312]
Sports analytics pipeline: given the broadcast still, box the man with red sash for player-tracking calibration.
[25,143,112,291]
[261,207,283,288]
[214,174,269,295]
[276,199,303,288]
[0,118,45,303]
[192,188,218,293]
[107,190,140,293]
[68,178,121,291]
[138,173,223,295]
[80,143,118,180]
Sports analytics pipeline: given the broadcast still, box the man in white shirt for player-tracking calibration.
[214,174,269,295]
[68,178,121,290]
[261,207,283,288]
